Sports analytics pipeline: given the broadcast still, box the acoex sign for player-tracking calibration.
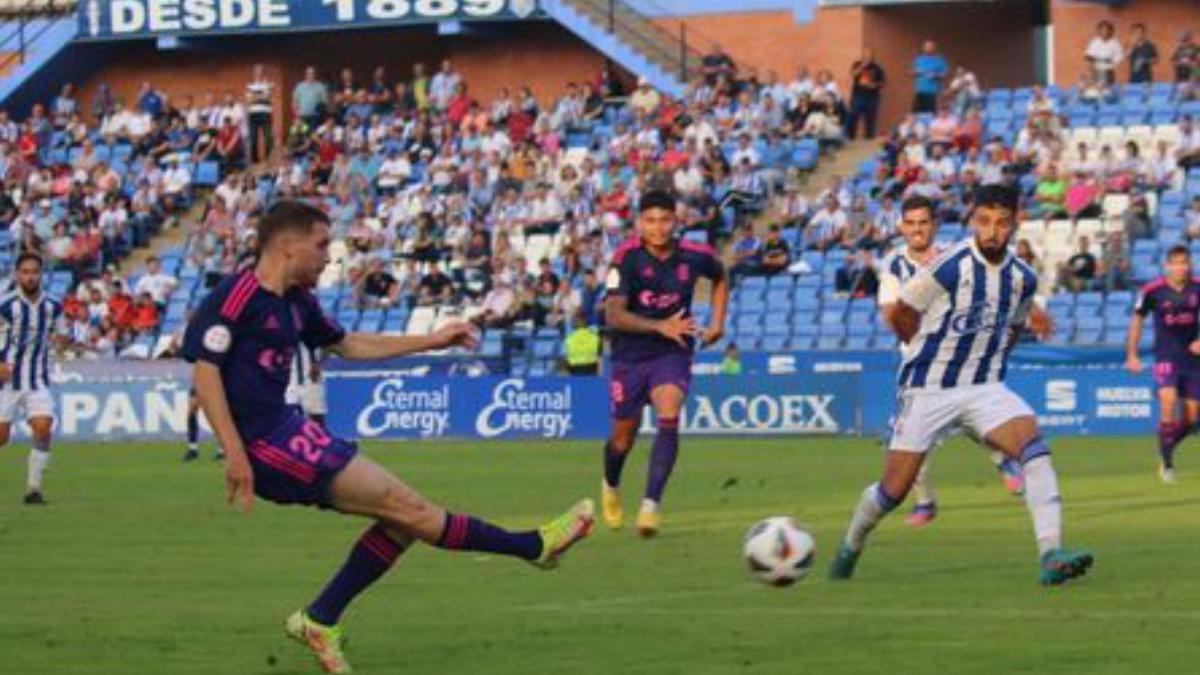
[79,0,540,40]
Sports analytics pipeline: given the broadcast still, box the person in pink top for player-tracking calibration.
[1064,170,1103,219]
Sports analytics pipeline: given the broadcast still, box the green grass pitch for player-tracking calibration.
[0,436,1195,674]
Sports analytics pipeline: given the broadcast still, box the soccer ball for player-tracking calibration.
[743,517,816,587]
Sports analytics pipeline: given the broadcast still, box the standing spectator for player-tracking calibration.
[1184,196,1200,241]
[429,59,461,111]
[136,82,164,119]
[214,117,244,172]
[701,43,737,85]
[911,40,949,114]
[52,84,78,129]
[846,48,886,140]
[1085,20,1122,85]
[1128,23,1159,84]
[292,66,328,129]
[1172,31,1197,83]
[947,66,981,119]
[1178,116,1200,170]
[245,63,274,163]
[1058,235,1097,292]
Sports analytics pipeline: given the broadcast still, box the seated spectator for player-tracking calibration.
[1143,140,1178,191]
[834,249,878,298]
[1016,238,1039,270]
[130,292,160,335]
[357,256,401,308]
[1057,235,1097,292]
[805,194,847,251]
[927,106,958,148]
[839,196,877,249]
[1178,116,1200,170]
[729,224,762,279]
[214,116,244,171]
[46,222,72,269]
[477,273,518,328]
[1124,195,1154,241]
[1186,196,1200,240]
[417,260,455,306]
[134,256,177,308]
[1033,164,1068,218]
[547,278,581,330]
[1098,231,1130,292]
[760,225,791,275]
[1064,171,1102,219]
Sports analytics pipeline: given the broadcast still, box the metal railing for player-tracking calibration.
[0,0,72,74]
[572,0,712,85]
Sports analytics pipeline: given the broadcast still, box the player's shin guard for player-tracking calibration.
[1158,421,1186,469]
[604,440,629,488]
[435,513,542,561]
[844,482,901,552]
[912,463,936,507]
[644,417,679,504]
[1018,437,1063,557]
[307,524,406,626]
[27,441,50,492]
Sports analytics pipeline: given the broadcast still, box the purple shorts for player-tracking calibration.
[1153,361,1200,400]
[609,353,693,420]
[246,411,358,507]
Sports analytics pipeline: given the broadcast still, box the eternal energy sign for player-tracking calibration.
[78,0,540,40]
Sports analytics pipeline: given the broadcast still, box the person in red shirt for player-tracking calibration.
[107,284,135,333]
[215,117,244,170]
[130,292,159,335]
[446,83,472,127]
[17,124,38,161]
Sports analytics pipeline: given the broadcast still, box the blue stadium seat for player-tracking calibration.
[816,336,843,350]
[792,323,819,338]
[844,336,871,350]
[194,161,221,187]
[819,310,844,325]
[765,289,793,307]
[764,320,791,336]
[760,335,789,352]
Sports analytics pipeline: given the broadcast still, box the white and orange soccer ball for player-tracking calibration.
[742,516,816,587]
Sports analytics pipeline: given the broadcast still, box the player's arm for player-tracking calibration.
[702,259,729,347]
[193,362,253,512]
[328,323,477,360]
[1127,289,1154,373]
[877,264,902,334]
[894,266,947,344]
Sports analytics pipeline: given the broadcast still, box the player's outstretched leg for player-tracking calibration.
[601,418,638,530]
[329,455,593,570]
[988,419,1093,586]
[905,462,937,528]
[23,417,52,505]
[1156,420,1186,483]
[830,451,921,580]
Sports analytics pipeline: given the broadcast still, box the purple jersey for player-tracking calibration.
[182,269,346,441]
[1135,277,1200,364]
[606,237,724,363]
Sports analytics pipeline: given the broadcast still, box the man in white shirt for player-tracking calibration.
[429,60,461,111]
[1085,20,1123,85]
[162,157,192,197]
[134,256,178,307]
[376,150,412,192]
[806,195,848,250]
[730,133,761,168]
[245,63,274,163]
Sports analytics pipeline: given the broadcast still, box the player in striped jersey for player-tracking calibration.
[878,196,1025,529]
[286,342,327,425]
[830,185,1094,585]
[0,253,66,505]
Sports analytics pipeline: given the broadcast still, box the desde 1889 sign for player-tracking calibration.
[78,0,541,40]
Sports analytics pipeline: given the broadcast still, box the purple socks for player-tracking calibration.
[645,417,680,503]
[435,513,543,561]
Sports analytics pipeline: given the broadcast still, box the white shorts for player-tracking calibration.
[890,383,1034,453]
[0,388,55,424]
[285,383,327,416]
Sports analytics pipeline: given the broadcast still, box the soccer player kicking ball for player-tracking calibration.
[183,201,593,674]
[829,185,1093,586]
[1125,245,1200,484]
[600,190,729,537]
[878,196,1027,528]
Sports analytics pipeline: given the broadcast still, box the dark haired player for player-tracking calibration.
[829,185,1092,585]
[183,201,592,674]
[0,252,65,504]
[879,196,1027,528]
[600,190,729,537]
[1126,245,1200,483]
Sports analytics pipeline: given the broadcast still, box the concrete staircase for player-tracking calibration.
[541,0,702,99]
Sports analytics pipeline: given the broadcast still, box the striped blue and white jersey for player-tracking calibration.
[896,239,1038,391]
[288,342,320,388]
[877,245,937,307]
[0,291,65,391]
